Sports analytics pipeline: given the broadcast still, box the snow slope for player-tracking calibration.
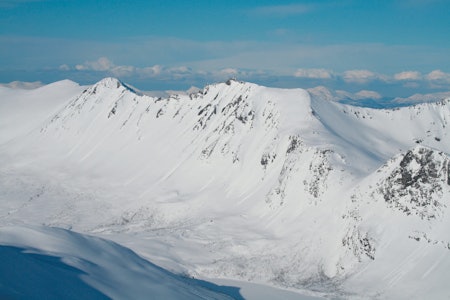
[0,80,85,145]
[0,225,235,299]
[1,77,449,299]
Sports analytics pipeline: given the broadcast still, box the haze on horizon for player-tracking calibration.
[1,0,449,98]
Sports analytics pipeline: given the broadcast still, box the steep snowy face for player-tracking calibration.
[37,78,450,181]
[33,77,345,204]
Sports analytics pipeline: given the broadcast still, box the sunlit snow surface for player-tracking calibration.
[1,78,449,299]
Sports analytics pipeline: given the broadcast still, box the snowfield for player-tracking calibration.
[1,78,449,299]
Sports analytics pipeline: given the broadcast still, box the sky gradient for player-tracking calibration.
[1,0,449,97]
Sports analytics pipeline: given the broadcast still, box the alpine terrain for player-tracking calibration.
[1,78,449,299]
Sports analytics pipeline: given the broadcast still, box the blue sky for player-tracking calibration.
[1,0,449,97]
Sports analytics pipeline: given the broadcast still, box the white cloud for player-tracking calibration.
[164,66,193,79]
[426,69,450,82]
[218,68,239,77]
[139,65,162,77]
[72,57,154,78]
[354,90,382,99]
[61,56,449,94]
[168,66,191,73]
[110,65,135,77]
[342,70,380,83]
[294,68,333,79]
[3,34,449,84]
[394,71,421,81]
[75,57,115,72]
[0,80,43,89]
[58,64,70,71]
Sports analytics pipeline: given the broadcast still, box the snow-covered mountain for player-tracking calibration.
[1,78,449,299]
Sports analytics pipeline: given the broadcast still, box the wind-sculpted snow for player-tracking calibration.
[1,77,450,299]
[0,225,234,299]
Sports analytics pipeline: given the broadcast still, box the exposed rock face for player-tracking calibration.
[377,146,449,219]
[342,226,376,261]
[448,161,450,185]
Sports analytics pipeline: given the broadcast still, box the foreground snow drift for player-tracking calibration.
[0,225,234,300]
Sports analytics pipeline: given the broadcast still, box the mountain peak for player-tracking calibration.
[95,77,123,89]
[225,78,242,85]
[87,77,142,96]
[204,78,251,89]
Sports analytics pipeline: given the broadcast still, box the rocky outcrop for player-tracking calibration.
[377,146,449,219]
